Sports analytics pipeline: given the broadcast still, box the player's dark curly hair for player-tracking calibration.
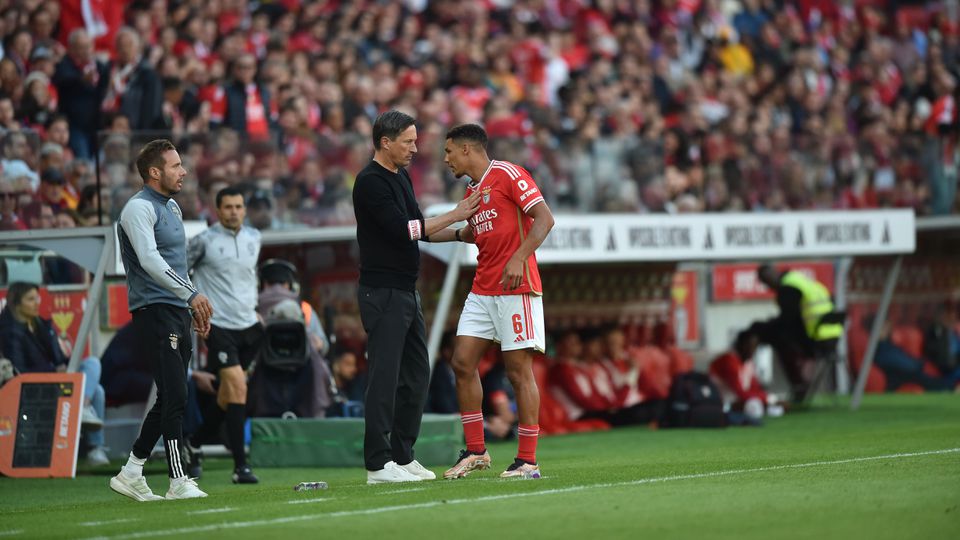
[446,124,488,149]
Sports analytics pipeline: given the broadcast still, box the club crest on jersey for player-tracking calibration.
[169,333,179,350]
[481,187,492,204]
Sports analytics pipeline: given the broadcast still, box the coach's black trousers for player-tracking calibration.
[358,285,430,471]
[130,303,193,478]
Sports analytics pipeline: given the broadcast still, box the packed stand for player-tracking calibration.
[0,0,957,234]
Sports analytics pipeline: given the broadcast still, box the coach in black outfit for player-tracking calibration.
[353,110,480,484]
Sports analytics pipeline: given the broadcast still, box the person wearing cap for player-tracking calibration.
[38,168,78,211]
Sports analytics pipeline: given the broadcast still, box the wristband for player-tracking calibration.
[455,228,462,242]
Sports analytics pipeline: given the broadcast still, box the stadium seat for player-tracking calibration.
[891,325,924,359]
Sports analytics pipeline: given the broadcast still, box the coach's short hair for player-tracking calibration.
[446,124,488,149]
[216,186,245,208]
[135,139,176,181]
[372,110,416,150]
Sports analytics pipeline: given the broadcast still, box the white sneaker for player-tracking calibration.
[165,477,208,499]
[81,405,103,430]
[367,461,423,484]
[398,459,436,480]
[87,446,110,466]
[110,473,165,502]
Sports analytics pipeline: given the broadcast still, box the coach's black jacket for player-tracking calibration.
[352,160,425,292]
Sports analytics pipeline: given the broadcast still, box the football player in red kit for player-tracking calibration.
[436,124,555,479]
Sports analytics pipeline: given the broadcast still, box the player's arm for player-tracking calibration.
[120,199,199,304]
[356,177,476,242]
[427,224,475,244]
[186,230,207,271]
[502,200,554,290]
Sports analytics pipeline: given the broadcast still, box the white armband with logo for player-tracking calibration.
[407,219,423,241]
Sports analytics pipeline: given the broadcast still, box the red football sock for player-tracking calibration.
[517,424,539,463]
[460,411,485,453]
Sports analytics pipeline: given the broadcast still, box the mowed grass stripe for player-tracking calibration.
[78,447,959,540]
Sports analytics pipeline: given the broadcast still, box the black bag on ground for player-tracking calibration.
[663,372,725,428]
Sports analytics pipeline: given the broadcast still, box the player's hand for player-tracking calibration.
[190,293,213,320]
[501,255,524,291]
[190,294,213,336]
[194,319,211,339]
[192,371,217,395]
[453,190,481,221]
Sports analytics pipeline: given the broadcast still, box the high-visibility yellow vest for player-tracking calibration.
[780,271,843,341]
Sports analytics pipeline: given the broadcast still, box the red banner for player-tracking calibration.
[671,270,700,344]
[107,283,132,328]
[711,262,835,302]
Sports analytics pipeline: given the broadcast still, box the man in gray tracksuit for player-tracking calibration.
[109,139,214,502]
[185,186,262,484]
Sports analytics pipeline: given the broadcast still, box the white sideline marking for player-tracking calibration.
[0,531,23,537]
[286,498,338,505]
[377,487,427,495]
[80,519,138,527]
[81,447,960,540]
[186,507,235,515]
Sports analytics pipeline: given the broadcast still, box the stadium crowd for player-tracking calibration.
[0,0,957,234]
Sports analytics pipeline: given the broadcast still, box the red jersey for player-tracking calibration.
[465,160,544,296]
[708,352,768,405]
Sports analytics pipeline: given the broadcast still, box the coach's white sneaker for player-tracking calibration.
[110,473,165,502]
[367,461,423,484]
[165,477,208,499]
[398,459,436,480]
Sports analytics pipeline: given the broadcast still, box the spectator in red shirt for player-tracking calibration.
[210,54,275,142]
[709,330,770,421]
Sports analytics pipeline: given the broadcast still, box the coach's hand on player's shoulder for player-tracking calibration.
[453,190,481,221]
[501,255,524,291]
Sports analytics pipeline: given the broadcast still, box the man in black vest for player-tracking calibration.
[352,110,479,484]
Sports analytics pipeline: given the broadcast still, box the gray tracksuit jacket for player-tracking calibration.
[187,223,261,330]
[118,186,198,311]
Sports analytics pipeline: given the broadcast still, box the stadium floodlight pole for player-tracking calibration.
[850,255,902,410]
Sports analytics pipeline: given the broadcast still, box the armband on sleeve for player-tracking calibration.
[407,219,423,241]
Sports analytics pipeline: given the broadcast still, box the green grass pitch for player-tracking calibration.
[1,393,958,540]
